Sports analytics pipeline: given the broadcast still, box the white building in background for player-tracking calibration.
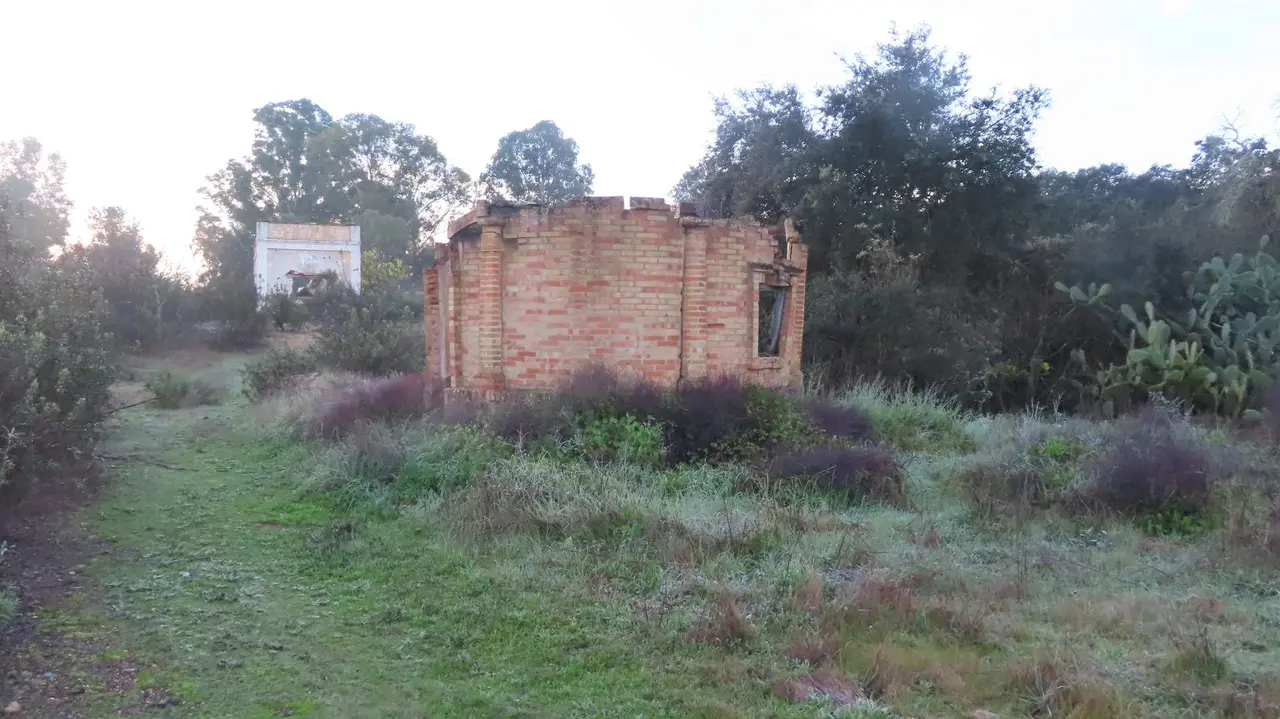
[252,222,362,298]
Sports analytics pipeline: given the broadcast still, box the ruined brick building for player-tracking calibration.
[423,197,808,402]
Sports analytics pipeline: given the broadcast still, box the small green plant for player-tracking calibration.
[0,587,18,628]
[573,413,665,466]
[242,348,319,400]
[1137,505,1222,537]
[145,371,222,409]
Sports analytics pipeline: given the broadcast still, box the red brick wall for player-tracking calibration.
[430,198,806,396]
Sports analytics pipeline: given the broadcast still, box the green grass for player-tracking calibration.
[76,401,826,717]
[837,379,974,453]
[35,359,1280,718]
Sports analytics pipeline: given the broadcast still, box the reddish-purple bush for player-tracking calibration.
[805,399,872,441]
[1080,409,1212,517]
[765,447,904,504]
[559,363,666,419]
[486,366,836,465]
[665,376,756,463]
[307,373,432,439]
[430,398,484,426]
[488,397,564,443]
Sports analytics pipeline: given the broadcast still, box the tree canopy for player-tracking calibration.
[196,99,472,294]
[481,120,594,205]
[678,25,1278,410]
[0,138,71,256]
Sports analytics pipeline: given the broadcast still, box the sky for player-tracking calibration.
[3,0,1278,275]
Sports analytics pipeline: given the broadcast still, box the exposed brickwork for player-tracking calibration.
[425,197,807,400]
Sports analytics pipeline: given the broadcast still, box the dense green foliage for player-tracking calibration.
[241,348,319,400]
[678,27,1278,413]
[0,216,114,493]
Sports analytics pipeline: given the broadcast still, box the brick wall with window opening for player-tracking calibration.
[424,197,808,404]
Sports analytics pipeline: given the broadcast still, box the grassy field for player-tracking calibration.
[8,346,1280,718]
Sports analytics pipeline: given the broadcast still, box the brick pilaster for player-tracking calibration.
[783,219,808,390]
[423,266,441,386]
[475,219,506,391]
[680,225,708,382]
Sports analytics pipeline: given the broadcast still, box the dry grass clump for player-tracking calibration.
[770,669,863,707]
[1003,652,1137,719]
[684,589,757,647]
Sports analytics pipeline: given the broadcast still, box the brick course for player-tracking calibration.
[426,197,807,399]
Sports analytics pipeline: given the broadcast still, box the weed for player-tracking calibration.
[489,367,826,465]
[306,423,507,507]
[1004,653,1133,719]
[785,635,843,666]
[572,413,665,466]
[144,370,222,409]
[956,422,1090,519]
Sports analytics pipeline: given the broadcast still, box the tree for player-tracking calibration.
[0,138,71,255]
[482,121,594,205]
[676,27,1047,281]
[57,207,189,349]
[196,99,472,314]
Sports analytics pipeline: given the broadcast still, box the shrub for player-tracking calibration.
[312,294,423,375]
[264,290,307,331]
[305,373,432,439]
[666,377,820,463]
[488,367,826,465]
[0,232,115,491]
[206,312,268,351]
[242,348,319,400]
[1078,407,1215,523]
[805,398,873,442]
[955,419,1093,519]
[144,371,222,409]
[764,447,904,504]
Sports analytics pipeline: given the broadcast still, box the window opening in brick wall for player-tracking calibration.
[758,284,787,357]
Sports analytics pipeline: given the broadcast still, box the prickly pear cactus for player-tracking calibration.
[1059,235,1275,417]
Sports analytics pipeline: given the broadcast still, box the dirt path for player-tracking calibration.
[0,351,259,717]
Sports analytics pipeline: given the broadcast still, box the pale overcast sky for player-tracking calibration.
[3,0,1278,274]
